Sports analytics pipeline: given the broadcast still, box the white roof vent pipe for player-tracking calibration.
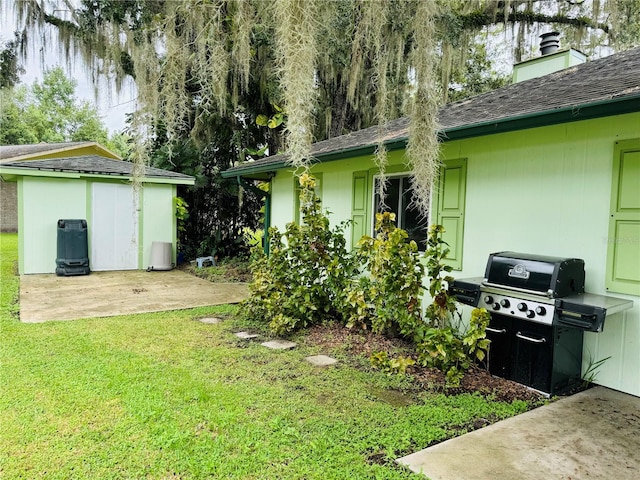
[540,31,561,55]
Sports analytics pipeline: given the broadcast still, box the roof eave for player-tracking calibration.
[222,94,640,178]
[0,142,123,163]
[0,166,195,185]
[220,138,407,179]
[441,94,640,141]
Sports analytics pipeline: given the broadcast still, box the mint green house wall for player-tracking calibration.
[16,176,180,275]
[19,177,89,275]
[268,111,640,397]
[141,183,178,268]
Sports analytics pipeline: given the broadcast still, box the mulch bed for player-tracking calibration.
[302,322,545,404]
[179,262,253,283]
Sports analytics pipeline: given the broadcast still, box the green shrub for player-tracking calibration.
[240,173,357,335]
[424,224,457,329]
[370,351,416,375]
[417,308,491,386]
[416,224,491,386]
[344,212,425,340]
[242,177,489,385]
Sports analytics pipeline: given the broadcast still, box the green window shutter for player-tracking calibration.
[351,170,370,249]
[434,158,467,271]
[606,139,640,296]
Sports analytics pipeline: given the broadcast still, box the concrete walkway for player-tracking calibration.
[20,270,248,322]
[397,386,640,479]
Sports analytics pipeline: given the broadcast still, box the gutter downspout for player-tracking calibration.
[237,175,272,256]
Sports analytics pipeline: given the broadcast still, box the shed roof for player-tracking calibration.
[223,46,640,178]
[0,141,121,163]
[0,155,194,184]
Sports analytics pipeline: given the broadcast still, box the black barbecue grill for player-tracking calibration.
[451,251,633,395]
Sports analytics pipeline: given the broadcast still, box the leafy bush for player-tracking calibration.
[370,351,416,375]
[345,212,425,340]
[424,224,458,329]
[240,174,357,335]
[242,175,489,386]
[416,225,491,386]
[417,308,491,385]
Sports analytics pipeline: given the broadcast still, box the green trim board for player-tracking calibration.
[351,170,370,249]
[85,180,93,264]
[0,167,194,185]
[0,168,82,180]
[606,138,640,296]
[172,185,178,263]
[138,186,144,270]
[17,178,25,275]
[222,96,640,178]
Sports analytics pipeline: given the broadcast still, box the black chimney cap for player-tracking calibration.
[540,31,561,55]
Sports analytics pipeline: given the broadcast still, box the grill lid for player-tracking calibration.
[483,251,585,298]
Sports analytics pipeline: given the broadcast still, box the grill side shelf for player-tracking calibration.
[449,277,483,307]
[554,302,605,332]
[554,293,634,333]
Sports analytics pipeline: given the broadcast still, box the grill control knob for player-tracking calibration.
[492,303,501,311]
[535,306,547,316]
[517,302,528,312]
[484,295,494,304]
[526,310,536,319]
[500,299,511,308]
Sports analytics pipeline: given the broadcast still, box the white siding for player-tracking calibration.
[91,183,139,271]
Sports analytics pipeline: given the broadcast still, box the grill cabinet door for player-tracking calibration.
[512,321,554,393]
[485,314,513,379]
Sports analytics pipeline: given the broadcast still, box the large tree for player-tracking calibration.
[0,66,124,149]
[0,32,25,89]
[12,0,638,163]
[9,0,639,255]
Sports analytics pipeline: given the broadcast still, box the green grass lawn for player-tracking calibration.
[0,233,530,479]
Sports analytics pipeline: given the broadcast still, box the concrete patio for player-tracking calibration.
[19,269,248,322]
[397,386,640,479]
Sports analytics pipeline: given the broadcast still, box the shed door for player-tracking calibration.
[91,183,139,271]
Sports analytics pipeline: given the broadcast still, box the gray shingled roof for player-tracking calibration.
[0,155,194,182]
[0,142,103,162]
[223,46,640,178]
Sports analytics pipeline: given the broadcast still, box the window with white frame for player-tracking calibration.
[373,174,429,250]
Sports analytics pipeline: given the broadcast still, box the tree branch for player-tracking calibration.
[457,10,609,34]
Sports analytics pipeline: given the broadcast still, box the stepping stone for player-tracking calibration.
[305,355,337,367]
[198,317,222,324]
[261,339,297,350]
[235,331,260,339]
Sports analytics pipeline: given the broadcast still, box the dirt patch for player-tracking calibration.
[302,322,545,404]
[179,259,252,283]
